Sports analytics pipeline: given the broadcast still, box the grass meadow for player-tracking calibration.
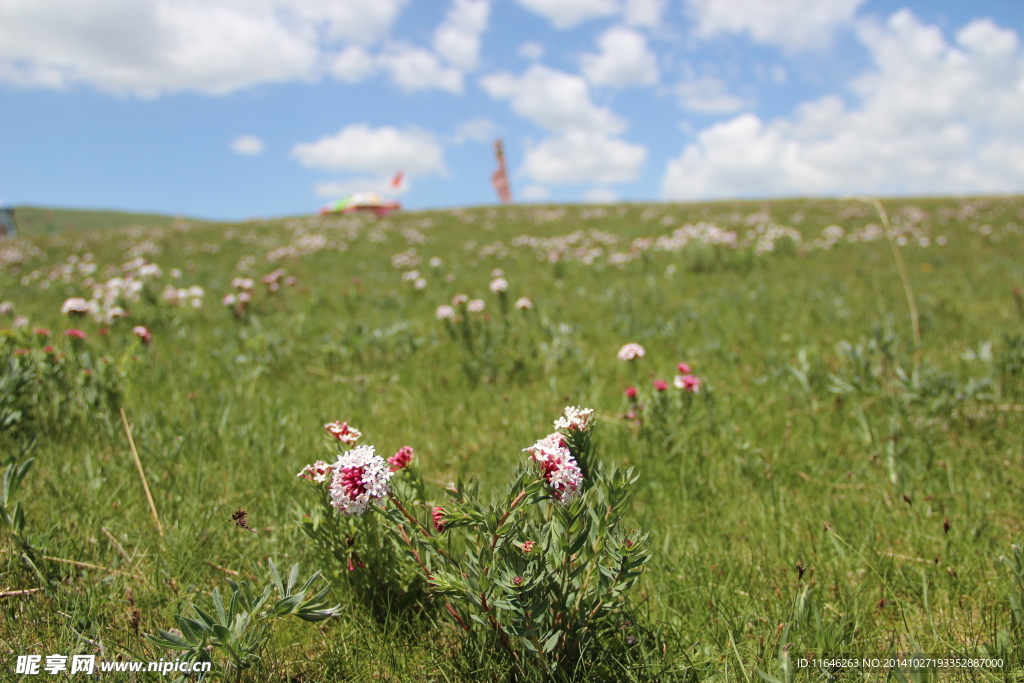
[1,196,1023,681]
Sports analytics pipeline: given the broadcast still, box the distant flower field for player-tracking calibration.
[1,196,1023,681]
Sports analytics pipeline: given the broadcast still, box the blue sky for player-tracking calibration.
[1,0,1022,220]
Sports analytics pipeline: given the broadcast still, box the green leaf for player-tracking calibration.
[542,630,561,653]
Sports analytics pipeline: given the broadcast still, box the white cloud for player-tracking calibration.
[522,132,646,185]
[313,177,408,198]
[583,186,619,203]
[581,26,659,88]
[292,124,445,177]
[521,184,551,201]
[515,0,619,29]
[330,45,378,83]
[517,41,545,61]
[378,44,464,93]
[685,0,866,51]
[480,65,625,134]
[623,0,665,27]
[451,118,499,144]
[662,11,1024,199]
[675,75,752,113]
[0,0,407,96]
[434,0,490,71]
[230,135,265,155]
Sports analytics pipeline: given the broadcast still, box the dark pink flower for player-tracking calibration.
[324,421,362,445]
[674,374,701,393]
[64,328,88,340]
[132,325,152,346]
[624,386,637,399]
[388,446,414,471]
[33,328,50,337]
[42,345,55,354]
[677,362,692,374]
[432,506,446,532]
[652,379,668,392]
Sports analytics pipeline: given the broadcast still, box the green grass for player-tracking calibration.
[1,196,1023,681]
[10,205,215,237]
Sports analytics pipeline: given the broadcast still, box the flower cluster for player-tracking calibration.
[524,432,583,504]
[617,343,645,362]
[388,446,414,471]
[328,446,394,515]
[324,421,362,445]
[297,460,334,483]
[161,285,205,308]
[554,406,593,432]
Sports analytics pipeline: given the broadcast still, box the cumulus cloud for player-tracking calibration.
[0,0,407,96]
[451,118,499,144]
[330,45,378,83]
[313,177,409,198]
[522,131,646,185]
[292,124,445,177]
[515,0,619,29]
[583,186,619,203]
[434,0,490,71]
[517,41,545,61]
[684,0,866,51]
[581,26,659,88]
[521,184,551,201]
[623,0,665,27]
[675,75,752,113]
[662,11,1024,199]
[480,65,625,134]
[230,135,265,156]
[378,44,464,93]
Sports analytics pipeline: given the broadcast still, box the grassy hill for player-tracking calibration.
[0,196,1022,681]
[10,205,214,236]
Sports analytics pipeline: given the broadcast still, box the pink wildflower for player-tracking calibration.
[652,379,668,392]
[296,460,334,483]
[467,299,485,313]
[489,277,508,293]
[388,446,414,471]
[524,433,583,504]
[328,445,393,515]
[624,386,637,399]
[324,421,362,445]
[674,374,701,393]
[64,328,88,340]
[432,506,446,532]
[435,305,455,320]
[677,362,692,374]
[515,296,533,310]
[451,294,468,306]
[132,325,152,345]
[34,328,50,337]
[617,343,645,361]
[520,540,537,553]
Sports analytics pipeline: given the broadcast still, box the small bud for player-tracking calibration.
[943,517,950,534]
[795,561,806,580]
[512,576,523,587]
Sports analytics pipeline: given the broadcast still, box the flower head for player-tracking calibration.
[554,405,593,432]
[61,297,92,316]
[329,446,394,515]
[435,304,455,320]
[674,374,701,393]
[617,343,645,362]
[677,362,692,374]
[432,506,446,532]
[324,421,362,445]
[525,433,583,504]
[489,277,508,293]
[520,540,537,554]
[0,302,12,315]
[388,446,414,471]
[624,386,637,399]
[132,325,152,345]
[33,327,50,337]
[652,379,668,392]
[467,299,485,313]
[515,296,533,310]
[451,294,468,306]
[297,460,334,483]
[64,328,88,340]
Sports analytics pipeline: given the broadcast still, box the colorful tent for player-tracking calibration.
[318,192,401,217]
